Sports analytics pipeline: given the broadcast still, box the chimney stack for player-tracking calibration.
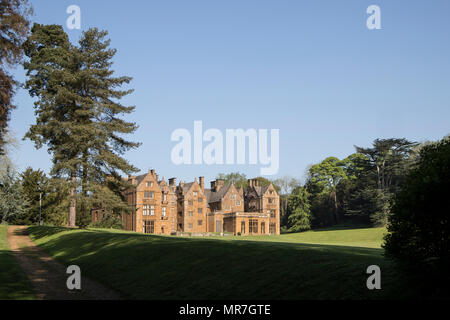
[199,177,205,191]
[169,178,177,186]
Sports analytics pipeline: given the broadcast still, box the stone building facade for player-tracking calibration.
[92,170,280,236]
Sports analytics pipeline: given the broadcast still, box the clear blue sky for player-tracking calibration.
[9,0,450,185]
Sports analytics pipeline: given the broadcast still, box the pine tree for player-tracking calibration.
[287,186,311,232]
[0,0,32,154]
[24,24,140,227]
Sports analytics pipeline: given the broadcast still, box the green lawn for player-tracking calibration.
[234,226,387,248]
[0,225,35,300]
[27,225,428,300]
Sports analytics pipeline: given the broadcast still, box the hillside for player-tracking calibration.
[25,226,423,300]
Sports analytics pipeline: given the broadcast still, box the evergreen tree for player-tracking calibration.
[0,0,32,154]
[287,186,311,232]
[17,167,49,225]
[384,137,450,265]
[0,166,29,223]
[24,24,140,227]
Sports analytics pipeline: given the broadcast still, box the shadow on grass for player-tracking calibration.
[26,226,420,300]
[27,226,75,240]
[0,250,35,300]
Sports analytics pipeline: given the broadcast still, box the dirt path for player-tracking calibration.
[7,226,121,300]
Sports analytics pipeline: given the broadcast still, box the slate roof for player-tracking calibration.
[254,185,270,197]
[180,182,195,193]
[205,183,234,204]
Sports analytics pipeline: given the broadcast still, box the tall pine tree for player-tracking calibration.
[24,24,140,227]
[0,0,32,154]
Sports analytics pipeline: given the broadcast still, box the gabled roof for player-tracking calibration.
[180,182,195,194]
[254,185,270,197]
[134,173,150,186]
[205,183,243,204]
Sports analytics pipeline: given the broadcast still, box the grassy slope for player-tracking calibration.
[28,226,422,300]
[235,226,387,248]
[0,225,35,300]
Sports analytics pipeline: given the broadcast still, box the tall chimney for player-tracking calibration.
[199,177,205,191]
[248,179,253,188]
[215,179,224,192]
[169,178,177,186]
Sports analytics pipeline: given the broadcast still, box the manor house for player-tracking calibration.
[91,169,280,236]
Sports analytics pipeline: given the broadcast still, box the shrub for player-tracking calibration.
[89,213,123,230]
[384,137,450,266]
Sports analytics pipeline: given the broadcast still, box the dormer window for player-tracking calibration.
[146,182,153,187]
[193,191,198,197]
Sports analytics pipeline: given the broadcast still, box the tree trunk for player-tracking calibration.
[68,172,76,228]
[333,191,339,225]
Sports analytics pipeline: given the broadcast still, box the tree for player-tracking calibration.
[0,166,29,223]
[17,167,49,225]
[308,157,348,224]
[216,172,248,189]
[384,137,450,266]
[273,176,300,227]
[23,25,140,228]
[287,186,311,232]
[0,0,32,155]
[355,138,417,193]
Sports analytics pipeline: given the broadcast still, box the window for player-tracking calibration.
[261,222,266,234]
[144,191,154,199]
[146,182,153,187]
[162,207,166,217]
[231,195,236,200]
[193,191,198,197]
[241,221,245,234]
[143,205,150,216]
[188,211,193,217]
[188,200,193,206]
[249,219,258,234]
[162,193,167,202]
[268,198,275,204]
[226,205,231,211]
[270,210,276,218]
[198,220,203,226]
[143,221,154,234]
[188,223,193,230]
[150,205,155,216]
[236,201,241,206]
[198,208,203,214]
[269,190,274,195]
[198,197,203,203]
[269,223,276,234]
